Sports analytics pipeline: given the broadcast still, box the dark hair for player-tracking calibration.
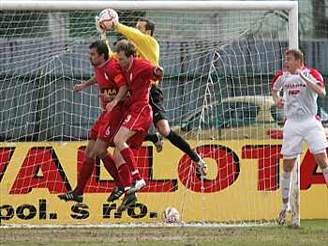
[115,40,136,57]
[285,49,304,63]
[89,40,109,60]
[138,17,155,36]
[113,36,128,47]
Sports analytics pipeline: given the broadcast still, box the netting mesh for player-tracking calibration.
[0,7,291,225]
[0,9,288,141]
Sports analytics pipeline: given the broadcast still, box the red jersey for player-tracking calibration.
[94,58,125,109]
[121,58,161,110]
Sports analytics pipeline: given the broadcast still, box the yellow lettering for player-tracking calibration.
[103,88,117,96]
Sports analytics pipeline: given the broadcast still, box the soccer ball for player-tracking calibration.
[162,207,181,223]
[98,8,119,30]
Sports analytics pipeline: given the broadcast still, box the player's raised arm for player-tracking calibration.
[73,77,97,92]
[95,14,115,58]
[114,17,160,65]
[297,68,326,96]
[114,23,147,45]
[95,15,107,41]
[97,8,159,65]
[98,9,148,47]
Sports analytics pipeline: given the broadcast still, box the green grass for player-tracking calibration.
[1,220,327,245]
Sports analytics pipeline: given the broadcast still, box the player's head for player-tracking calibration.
[115,40,136,69]
[284,49,304,73]
[88,40,109,66]
[136,17,155,36]
[113,36,128,47]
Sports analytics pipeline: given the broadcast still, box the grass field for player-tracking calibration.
[0,220,327,245]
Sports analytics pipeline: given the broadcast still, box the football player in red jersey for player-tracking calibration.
[98,14,208,180]
[58,40,127,202]
[109,40,163,212]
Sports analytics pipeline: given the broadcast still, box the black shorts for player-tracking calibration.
[149,85,166,124]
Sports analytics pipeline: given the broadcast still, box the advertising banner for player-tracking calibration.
[0,140,327,225]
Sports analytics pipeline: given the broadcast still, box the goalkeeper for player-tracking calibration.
[97,9,207,179]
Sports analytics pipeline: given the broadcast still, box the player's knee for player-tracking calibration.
[283,159,296,172]
[113,135,119,146]
[97,150,108,159]
[157,121,170,137]
[113,135,124,149]
[284,165,293,172]
[316,157,328,170]
[318,162,328,170]
[86,146,104,159]
[85,143,94,156]
[313,152,328,169]
[86,150,96,160]
[85,147,92,157]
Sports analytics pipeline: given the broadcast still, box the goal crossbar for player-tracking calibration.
[0,1,299,49]
[0,0,300,227]
[1,1,298,11]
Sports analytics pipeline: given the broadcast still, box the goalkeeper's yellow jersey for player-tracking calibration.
[104,39,115,59]
[114,23,160,66]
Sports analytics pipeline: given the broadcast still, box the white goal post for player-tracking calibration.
[0,1,299,226]
[1,1,298,48]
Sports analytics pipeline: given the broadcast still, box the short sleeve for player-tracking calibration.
[141,61,156,81]
[105,60,126,88]
[271,70,284,91]
[113,73,126,88]
[309,68,324,87]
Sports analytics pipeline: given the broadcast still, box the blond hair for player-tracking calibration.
[285,49,304,63]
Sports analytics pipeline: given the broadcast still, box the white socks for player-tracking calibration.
[281,170,292,204]
[322,166,328,186]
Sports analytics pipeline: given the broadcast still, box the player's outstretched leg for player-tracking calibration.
[194,153,208,180]
[145,132,163,153]
[165,128,208,179]
[150,86,207,177]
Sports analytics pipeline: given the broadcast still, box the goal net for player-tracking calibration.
[0,1,298,226]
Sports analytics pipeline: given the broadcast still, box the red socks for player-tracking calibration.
[101,153,120,186]
[120,147,142,180]
[118,163,132,189]
[74,157,95,195]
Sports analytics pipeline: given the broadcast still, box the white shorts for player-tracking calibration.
[281,117,328,159]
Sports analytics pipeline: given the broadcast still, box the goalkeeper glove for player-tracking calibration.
[95,16,107,41]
